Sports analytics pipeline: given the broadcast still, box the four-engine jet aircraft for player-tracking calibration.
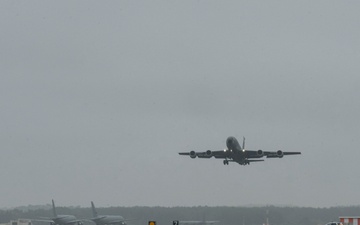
[90,201,127,225]
[37,200,83,225]
[179,136,301,165]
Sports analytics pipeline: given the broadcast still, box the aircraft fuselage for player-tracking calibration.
[225,136,249,164]
[226,136,242,152]
[53,215,79,225]
[91,216,126,225]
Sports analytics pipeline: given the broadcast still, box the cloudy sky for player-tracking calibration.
[1,1,359,208]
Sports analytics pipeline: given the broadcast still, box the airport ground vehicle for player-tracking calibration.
[326,222,343,225]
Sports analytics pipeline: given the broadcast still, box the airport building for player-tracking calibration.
[340,217,360,225]
[0,219,32,225]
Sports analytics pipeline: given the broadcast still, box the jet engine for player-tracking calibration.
[205,150,212,157]
[190,151,196,158]
[257,149,264,157]
[276,150,284,158]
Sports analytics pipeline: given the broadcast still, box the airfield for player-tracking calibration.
[1,204,359,225]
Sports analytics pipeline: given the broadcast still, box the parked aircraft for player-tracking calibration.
[179,136,301,165]
[89,201,127,225]
[37,200,83,225]
[173,220,219,225]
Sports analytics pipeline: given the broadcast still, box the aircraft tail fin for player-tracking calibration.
[52,199,57,217]
[91,201,98,217]
[242,136,245,150]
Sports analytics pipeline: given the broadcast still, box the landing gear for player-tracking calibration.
[223,159,229,165]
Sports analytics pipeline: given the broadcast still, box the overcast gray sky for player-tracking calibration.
[1,1,360,209]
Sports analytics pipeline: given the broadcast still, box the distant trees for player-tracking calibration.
[1,206,360,225]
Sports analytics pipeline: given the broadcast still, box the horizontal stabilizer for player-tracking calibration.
[247,159,264,162]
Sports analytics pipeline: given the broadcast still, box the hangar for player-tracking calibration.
[0,219,32,225]
[340,217,360,225]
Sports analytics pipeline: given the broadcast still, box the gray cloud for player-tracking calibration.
[0,1,359,208]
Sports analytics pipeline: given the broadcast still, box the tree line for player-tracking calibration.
[1,205,360,225]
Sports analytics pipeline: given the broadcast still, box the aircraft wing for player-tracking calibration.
[32,219,54,223]
[282,152,302,155]
[33,219,82,225]
[266,151,301,158]
[244,150,301,158]
[90,216,107,220]
[66,220,84,225]
[179,150,229,158]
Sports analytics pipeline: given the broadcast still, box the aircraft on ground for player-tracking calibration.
[179,136,301,165]
[36,200,83,225]
[173,220,219,225]
[89,201,127,225]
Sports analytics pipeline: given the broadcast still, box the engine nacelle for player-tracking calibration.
[276,150,284,158]
[205,150,212,157]
[257,149,264,157]
[190,151,196,158]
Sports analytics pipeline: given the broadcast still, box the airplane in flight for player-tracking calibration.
[89,201,127,225]
[179,136,301,165]
[37,200,83,225]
